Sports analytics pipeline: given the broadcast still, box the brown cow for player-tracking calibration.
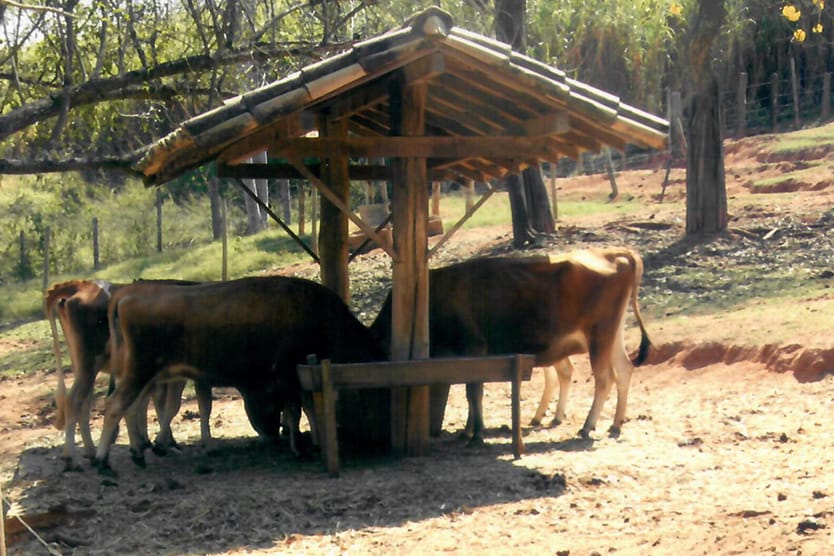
[95,276,387,474]
[371,247,651,443]
[45,279,210,471]
[529,247,650,428]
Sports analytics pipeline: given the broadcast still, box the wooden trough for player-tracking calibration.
[298,354,535,476]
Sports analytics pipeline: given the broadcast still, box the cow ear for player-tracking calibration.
[58,298,66,307]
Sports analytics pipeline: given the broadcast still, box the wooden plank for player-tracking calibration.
[512,354,525,459]
[297,355,536,389]
[264,135,556,159]
[321,360,341,477]
[217,162,391,181]
[289,157,397,260]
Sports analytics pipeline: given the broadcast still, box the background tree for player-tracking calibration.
[495,0,555,248]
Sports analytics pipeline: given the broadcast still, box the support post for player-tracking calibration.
[389,75,430,457]
[823,73,831,121]
[92,217,100,270]
[790,58,800,129]
[319,115,350,303]
[771,72,780,132]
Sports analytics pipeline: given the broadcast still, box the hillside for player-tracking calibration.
[1,124,834,555]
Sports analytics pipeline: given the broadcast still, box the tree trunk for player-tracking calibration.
[684,0,728,235]
[495,0,554,245]
[685,76,728,234]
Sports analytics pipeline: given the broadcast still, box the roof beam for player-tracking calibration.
[259,135,556,159]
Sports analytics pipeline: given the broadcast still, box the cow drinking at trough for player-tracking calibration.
[45,279,211,471]
[96,276,387,473]
[370,247,651,443]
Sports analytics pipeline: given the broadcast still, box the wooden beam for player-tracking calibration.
[403,52,445,85]
[287,156,397,261]
[218,162,391,181]
[264,135,556,159]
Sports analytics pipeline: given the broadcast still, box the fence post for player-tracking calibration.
[790,58,801,129]
[41,227,50,294]
[771,72,780,132]
[92,217,100,270]
[18,230,26,280]
[156,188,163,253]
[823,73,831,121]
[221,198,228,281]
[736,72,747,137]
[311,186,318,255]
[298,184,306,236]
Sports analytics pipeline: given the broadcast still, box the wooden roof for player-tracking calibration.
[134,7,668,186]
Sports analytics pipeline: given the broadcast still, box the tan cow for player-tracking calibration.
[371,247,651,442]
[45,279,210,471]
[528,247,650,429]
[95,276,387,474]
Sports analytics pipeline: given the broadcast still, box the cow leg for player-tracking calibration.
[464,382,485,446]
[153,380,186,456]
[579,351,615,440]
[531,366,557,426]
[609,329,635,438]
[550,358,576,427]
[195,380,214,450]
[94,376,148,475]
[61,368,96,470]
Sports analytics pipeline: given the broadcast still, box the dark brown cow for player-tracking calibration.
[95,276,387,473]
[105,280,213,459]
[371,248,651,443]
[45,279,209,471]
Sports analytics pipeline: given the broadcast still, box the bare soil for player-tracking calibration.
[2,131,834,555]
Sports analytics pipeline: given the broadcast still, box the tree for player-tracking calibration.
[683,0,728,234]
[494,0,555,248]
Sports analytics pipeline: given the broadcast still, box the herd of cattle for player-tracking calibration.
[44,246,651,475]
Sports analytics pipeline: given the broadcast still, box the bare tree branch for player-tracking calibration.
[0,0,76,18]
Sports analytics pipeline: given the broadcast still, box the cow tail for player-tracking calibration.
[628,251,652,367]
[44,291,67,430]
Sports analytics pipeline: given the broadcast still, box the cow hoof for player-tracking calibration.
[62,458,83,473]
[130,451,147,468]
[97,464,118,478]
[578,428,592,440]
[608,425,622,438]
[151,443,169,457]
[466,436,485,448]
[547,417,564,429]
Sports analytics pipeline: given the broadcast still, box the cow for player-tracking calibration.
[370,247,651,444]
[529,247,650,428]
[45,279,210,471]
[95,276,387,474]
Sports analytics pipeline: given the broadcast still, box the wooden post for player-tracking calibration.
[41,227,50,294]
[463,179,475,212]
[319,115,350,303]
[18,230,26,280]
[311,187,318,255]
[823,73,831,121]
[389,75,430,457]
[431,182,441,217]
[92,217,100,270]
[771,72,780,132]
[156,188,163,253]
[298,183,306,236]
[221,198,228,281]
[604,148,618,200]
[790,58,800,129]
[549,174,558,220]
[736,71,747,138]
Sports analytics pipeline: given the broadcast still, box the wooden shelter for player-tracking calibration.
[133,7,668,458]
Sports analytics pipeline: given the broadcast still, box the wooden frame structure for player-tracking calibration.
[133,8,668,459]
[298,354,535,476]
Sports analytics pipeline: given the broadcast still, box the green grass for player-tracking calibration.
[765,121,834,156]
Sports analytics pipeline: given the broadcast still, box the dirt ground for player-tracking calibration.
[2,130,834,555]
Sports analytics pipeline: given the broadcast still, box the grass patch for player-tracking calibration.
[765,121,834,156]
[0,319,54,377]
